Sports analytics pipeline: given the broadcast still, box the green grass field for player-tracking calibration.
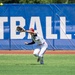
[0,54,75,75]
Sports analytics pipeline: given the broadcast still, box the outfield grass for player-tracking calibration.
[0,54,75,75]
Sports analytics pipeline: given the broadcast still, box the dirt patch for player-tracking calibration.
[0,50,75,54]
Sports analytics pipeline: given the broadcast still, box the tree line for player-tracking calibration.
[0,0,75,4]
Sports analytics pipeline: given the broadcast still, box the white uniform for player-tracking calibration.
[31,33,48,58]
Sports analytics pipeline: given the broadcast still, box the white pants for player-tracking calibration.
[33,42,48,57]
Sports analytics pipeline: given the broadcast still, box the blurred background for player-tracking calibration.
[0,0,75,4]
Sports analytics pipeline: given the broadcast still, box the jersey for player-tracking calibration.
[31,33,46,45]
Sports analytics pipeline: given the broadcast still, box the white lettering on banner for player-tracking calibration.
[0,16,72,39]
[10,17,25,39]
[0,17,8,39]
[46,17,72,39]
[46,17,57,39]
[60,17,71,39]
[28,17,43,39]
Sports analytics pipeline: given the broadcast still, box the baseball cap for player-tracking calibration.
[29,28,34,32]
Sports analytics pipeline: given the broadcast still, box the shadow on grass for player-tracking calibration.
[27,63,45,66]
[30,63,41,65]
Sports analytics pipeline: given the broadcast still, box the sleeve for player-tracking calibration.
[27,40,35,45]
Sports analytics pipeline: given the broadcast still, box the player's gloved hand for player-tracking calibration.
[25,42,28,45]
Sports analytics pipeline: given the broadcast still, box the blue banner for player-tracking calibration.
[0,4,75,50]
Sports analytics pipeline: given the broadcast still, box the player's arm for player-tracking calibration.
[25,30,35,34]
[25,40,35,45]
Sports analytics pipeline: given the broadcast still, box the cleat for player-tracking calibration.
[40,57,44,64]
[40,62,44,64]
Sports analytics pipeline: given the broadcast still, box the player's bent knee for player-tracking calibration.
[39,54,43,58]
[33,53,39,57]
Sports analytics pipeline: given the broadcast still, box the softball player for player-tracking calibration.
[25,28,48,64]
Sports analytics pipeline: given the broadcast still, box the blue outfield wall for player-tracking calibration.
[0,4,75,50]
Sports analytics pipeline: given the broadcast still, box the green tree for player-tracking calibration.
[0,0,75,4]
[69,0,75,3]
[19,0,26,3]
[0,0,19,3]
[19,0,40,3]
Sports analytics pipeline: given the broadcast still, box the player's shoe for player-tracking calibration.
[40,60,44,64]
[40,57,44,64]
[37,57,40,62]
